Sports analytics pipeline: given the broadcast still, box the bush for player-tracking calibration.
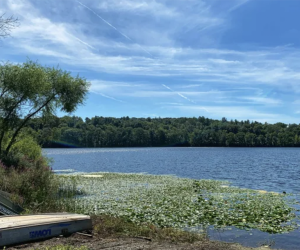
[1,132,42,168]
[10,133,42,161]
[0,131,60,211]
[0,131,80,213]
[0,156,60,212]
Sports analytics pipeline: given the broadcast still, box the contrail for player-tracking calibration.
[162,84,209,112]
[228,0,249,12]
[70,34,97,50]
[98,93,125,103]
[162,84,172,91]
[76,0,153,57]
[162,84,196,104]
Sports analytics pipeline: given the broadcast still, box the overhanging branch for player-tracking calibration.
[5,94,55,155]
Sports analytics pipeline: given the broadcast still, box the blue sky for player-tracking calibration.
[2,0,300,123]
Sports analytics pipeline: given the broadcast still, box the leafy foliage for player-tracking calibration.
[0,60,90,162]
[27,116,300,148]
[10,133,42,161]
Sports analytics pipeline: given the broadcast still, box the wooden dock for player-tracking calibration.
[0,213,92,247]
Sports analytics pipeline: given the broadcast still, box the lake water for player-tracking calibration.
[43,147,300,249]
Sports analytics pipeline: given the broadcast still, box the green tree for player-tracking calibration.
[0,60,90,162]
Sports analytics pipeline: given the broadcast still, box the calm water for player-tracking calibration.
[43,147,300,249]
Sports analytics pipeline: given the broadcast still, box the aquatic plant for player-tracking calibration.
[57,173,298,234]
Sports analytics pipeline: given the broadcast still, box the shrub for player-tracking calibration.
[1,132,42,168]
[10,133,42,161]
[0,156,60,212]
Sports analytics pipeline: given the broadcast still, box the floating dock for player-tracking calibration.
[0,213,92,247]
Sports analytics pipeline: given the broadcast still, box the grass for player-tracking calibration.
[92,214,205,243]
[91,215,284,249]
[57,172,299,234]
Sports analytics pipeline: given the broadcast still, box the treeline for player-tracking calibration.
[25,116,300,147]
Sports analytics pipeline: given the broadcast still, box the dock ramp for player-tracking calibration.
[0,213,92,247]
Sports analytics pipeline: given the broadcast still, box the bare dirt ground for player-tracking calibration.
[6,233,270,250]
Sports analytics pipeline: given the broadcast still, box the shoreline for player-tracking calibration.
[7,214,279,250]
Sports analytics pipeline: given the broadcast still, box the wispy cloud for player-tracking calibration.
[173,105,293,123]
[77,1,132,40]
[3,0,300,123]
[96,0,178,17]
[240,97,282,105]
[5,0,300,90]
[76,0,153,57]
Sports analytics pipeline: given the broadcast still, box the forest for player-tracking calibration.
[26,115,300,147]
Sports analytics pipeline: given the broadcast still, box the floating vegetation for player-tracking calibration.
[57,173,298,234]
[81,174,104,178]
[54,169,76,173]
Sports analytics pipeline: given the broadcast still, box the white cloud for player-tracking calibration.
[90,80,136,92]
[96,0,178,17]
[5,0,300,91]
[172,105,286,123]
[3,0,300,122]
[209,59,241,64]
[155,102,185,106]
[240,97,282,105]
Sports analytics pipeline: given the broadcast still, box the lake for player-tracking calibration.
[43,147,300,249]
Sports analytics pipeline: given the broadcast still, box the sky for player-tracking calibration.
[1,0,300,124]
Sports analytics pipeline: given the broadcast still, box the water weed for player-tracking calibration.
[58,173,298,234]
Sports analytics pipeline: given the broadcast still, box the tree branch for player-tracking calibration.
[0,87,8,98]
[0,94,26,150]
[5,95,55,155]
[0,14,19,38]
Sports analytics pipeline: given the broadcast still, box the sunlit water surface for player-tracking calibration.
[43,147,300,249]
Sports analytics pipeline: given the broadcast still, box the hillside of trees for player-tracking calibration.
[25,116,300,147]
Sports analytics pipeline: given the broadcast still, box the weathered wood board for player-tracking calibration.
[0,213,92,247]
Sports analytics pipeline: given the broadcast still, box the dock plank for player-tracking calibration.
[0,214,89,229]
[0,213,92,247]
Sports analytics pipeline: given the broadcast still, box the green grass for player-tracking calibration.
[92,214,205,243]
[57,173,298,234]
